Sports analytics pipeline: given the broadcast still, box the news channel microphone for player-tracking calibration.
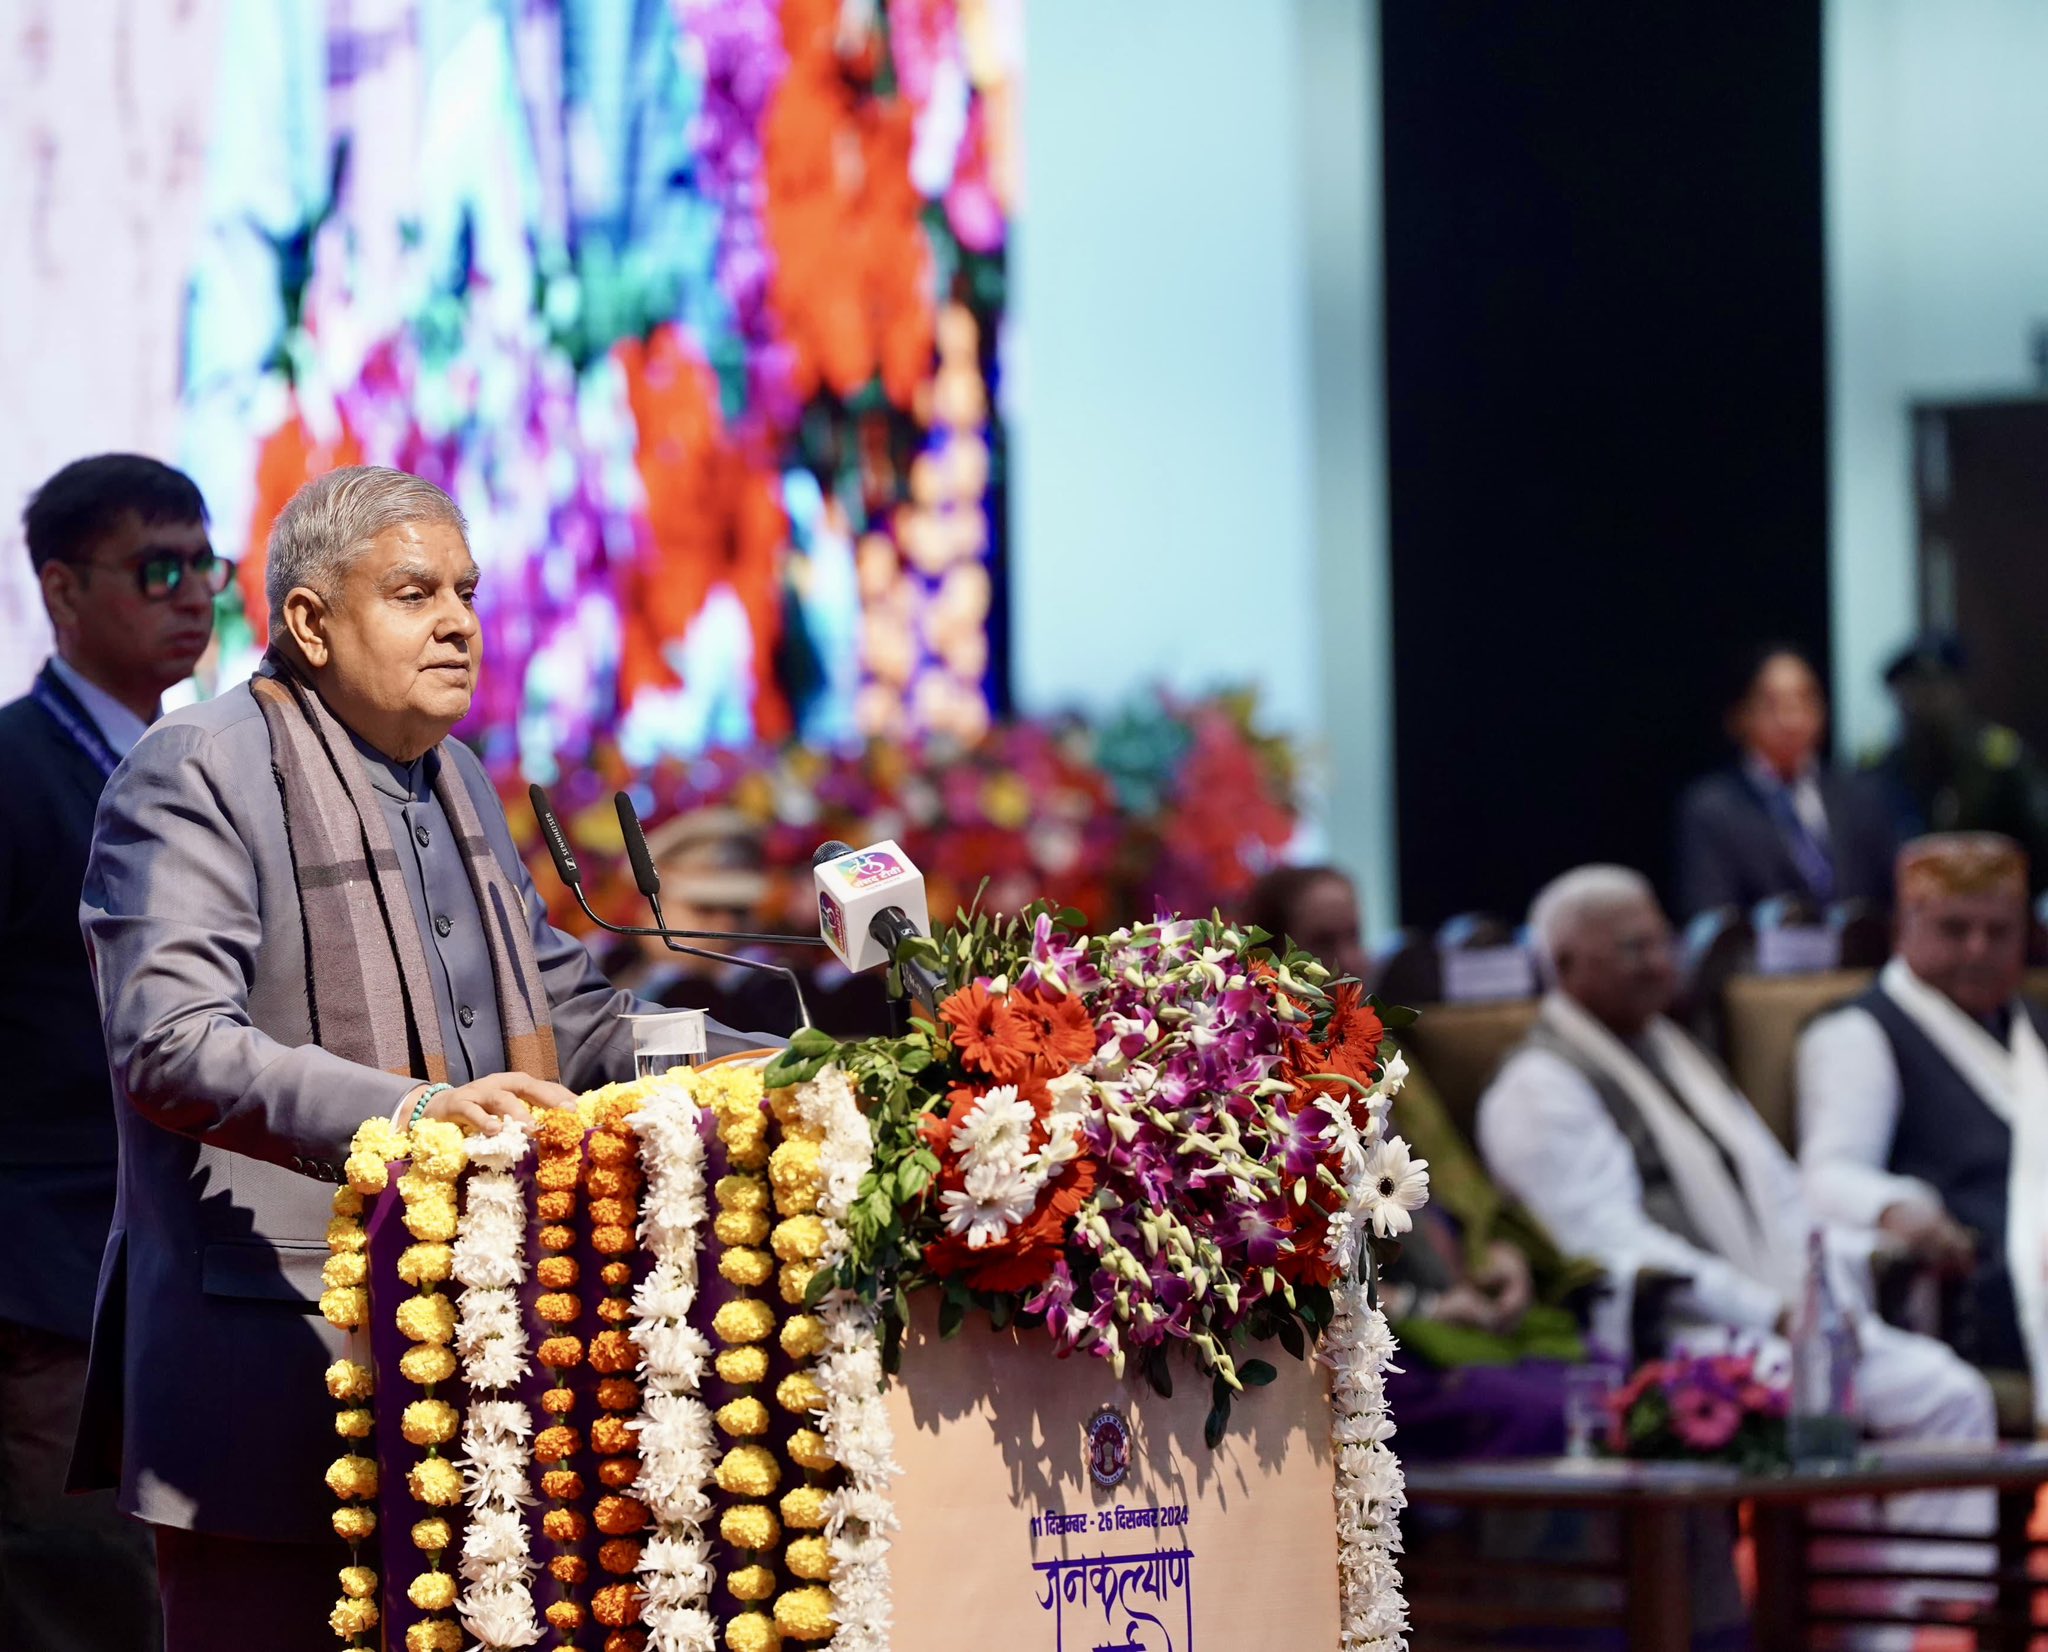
[810,839,945,1014]
[524,783,822,1032]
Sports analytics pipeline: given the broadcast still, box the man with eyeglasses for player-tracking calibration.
[0,452,221,1651]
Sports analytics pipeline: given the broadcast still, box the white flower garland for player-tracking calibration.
[1321,1058,1419,1652]
[453,1123,542,1651]
[626,1076,720,1652]
[792,1066,897,1652]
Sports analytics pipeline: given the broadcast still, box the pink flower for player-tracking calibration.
[1670,1385,1742,1451]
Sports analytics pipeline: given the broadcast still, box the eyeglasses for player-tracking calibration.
[79,547,237,601]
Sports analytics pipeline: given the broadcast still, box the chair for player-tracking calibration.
[1677,906,1754,1058]
[1433,913,1537,1005]
[1370,929,1440,1009]
[1829,897,1891,970]
[1399,997,1544,1149]
[1719,968,1875,1147]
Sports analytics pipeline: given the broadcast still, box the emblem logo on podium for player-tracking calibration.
[1086,1404,1132,1490]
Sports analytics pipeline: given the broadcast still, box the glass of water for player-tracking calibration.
[624,1009,707,1078]
[1563,1362,1621,1460]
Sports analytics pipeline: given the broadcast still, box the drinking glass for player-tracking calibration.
[1563,1362,1621,1460]
[624,1010,707,1078]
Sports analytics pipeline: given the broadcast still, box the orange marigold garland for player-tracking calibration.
[582,1092,648,1636]
[533,1108,592,1644]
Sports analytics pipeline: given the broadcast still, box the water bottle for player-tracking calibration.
[1787,1227,1860,1465]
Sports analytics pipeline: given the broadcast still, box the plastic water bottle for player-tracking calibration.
[1787,1227,1860,1465]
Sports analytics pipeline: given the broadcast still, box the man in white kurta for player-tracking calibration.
[1478,866,1993,1585]
[1799,833,2048,1418]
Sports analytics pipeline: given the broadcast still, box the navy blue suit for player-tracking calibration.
[1674,764,1899,921]
[0,662,160,1650]
[0,667,125,1340]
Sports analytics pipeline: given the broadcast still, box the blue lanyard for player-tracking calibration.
[31,671,120,781]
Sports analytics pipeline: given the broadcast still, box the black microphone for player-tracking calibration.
[531,782,580,886]
[526,784,825,949]
[613,791,813,1031]
[526,785,826,1037]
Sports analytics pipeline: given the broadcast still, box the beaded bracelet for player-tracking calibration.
[408,1083,453,1130]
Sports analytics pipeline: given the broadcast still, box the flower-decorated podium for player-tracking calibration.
[318,912,1422,1652]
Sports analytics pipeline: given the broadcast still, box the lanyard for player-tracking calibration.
[31,670,120,781]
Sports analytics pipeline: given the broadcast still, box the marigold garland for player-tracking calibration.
[532,1108,591,1645]
[396,1119,470,1649]
[578,1089,649,1632]
[706,1069,784,1637]
[323,1117,404,1647]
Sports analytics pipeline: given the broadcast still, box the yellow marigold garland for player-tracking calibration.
[765,1088,837,1645]
[707,1072,783,1642]
[396,1119,468,1650]
[322,1118,405,1647]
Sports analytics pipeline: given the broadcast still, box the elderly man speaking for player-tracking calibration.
[72,468,768,1648]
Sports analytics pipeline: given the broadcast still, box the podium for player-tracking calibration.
[322,945,1413,1652]
[883,1297,1341,1651]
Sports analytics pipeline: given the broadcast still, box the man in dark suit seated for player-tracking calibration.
[1674,644,1898,920]
[73,466,772,1649]
[1,453,222,1650]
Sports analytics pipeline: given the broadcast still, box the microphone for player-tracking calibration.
[525,785,822,1032]
[612,792,812,1030]
[811,838,945,1014]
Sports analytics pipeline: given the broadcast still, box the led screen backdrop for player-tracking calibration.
[0,0,1015,773]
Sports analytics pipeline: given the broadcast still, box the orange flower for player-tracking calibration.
[1011,986,1096,1078]
[594,1495,650,1537]
[1318,982,1385,1086]
[937,982,1033,1082]
[592,1584,643,1629]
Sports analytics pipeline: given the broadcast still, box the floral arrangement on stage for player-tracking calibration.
[507,687,1301,936]
[321,906,1420,1651]
[1605,1351,1789,1474]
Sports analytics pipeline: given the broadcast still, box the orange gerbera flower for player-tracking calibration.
[1319,982,1385,1084]
[1010,986,1097,1079]
[937,982,1034,1082]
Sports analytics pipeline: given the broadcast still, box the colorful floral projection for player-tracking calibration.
[181,0,1016,769]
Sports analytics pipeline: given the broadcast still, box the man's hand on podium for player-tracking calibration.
[406,1072,579,1135]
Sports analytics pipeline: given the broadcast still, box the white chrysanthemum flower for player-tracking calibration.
[950,1085,1034,1164]
[1360,1134,1429,1239]
[460,1580,542,1647]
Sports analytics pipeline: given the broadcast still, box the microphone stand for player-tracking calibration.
[528,784,818,1032]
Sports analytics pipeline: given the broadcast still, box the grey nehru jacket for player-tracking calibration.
[348,730,505,1081]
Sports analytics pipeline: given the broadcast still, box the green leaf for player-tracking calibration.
[895,1159,931,1200]
[1275,1317,1306,1361]
[1145,1349,1174,1400]
[802,1264,837,1309]
[937,1289,967,1341]
[988,1294,1014,1332]
[1239,1359,1277,1388]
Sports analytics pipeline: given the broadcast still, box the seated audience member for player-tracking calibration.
[1675,645,1896,920]
[1867,636,2048,892]
[1477,866,1992,1465]
[1799,834,2046,1393]
[1247,865,1600,1459]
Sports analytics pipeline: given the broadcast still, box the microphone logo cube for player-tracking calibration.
[818,888,849,957]
[838,848,909,890]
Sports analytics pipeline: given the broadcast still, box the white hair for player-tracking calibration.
[1527,864,1659,980]
[265,466,467,625]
